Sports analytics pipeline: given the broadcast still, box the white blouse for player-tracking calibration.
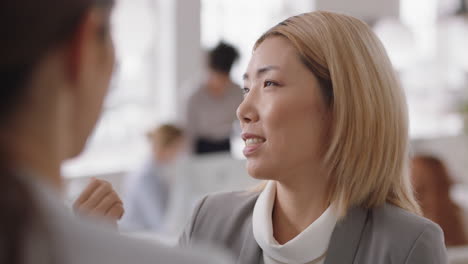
[252,181,338,264]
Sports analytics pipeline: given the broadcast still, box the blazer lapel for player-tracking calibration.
[236,221,263,264]
[324,206,369,264]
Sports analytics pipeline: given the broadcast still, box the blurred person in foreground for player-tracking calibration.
[120,124,185,232]
[412,155,468,247]
[185,42,243,155]
[0,0,231,263]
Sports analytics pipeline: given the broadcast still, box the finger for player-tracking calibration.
[73,178,100,209]
[78,181,113,211]
[105,203,125,220]
[91,191,121,215]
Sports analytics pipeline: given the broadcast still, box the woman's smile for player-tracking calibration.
[242,133,266,156]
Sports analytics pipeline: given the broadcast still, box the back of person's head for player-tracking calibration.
[254,11,419,217]
[208,42,239,74]
[148,124,184,163]
[148,124,184,149]
[412,155,452,197]
[0,0,114,263]
[1,0,113,123]
[412,155,468,246]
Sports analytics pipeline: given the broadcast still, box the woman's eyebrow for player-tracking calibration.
[243,65,281,80]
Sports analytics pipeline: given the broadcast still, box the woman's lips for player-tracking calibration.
[243,143,263,156]
[241,133,266,156]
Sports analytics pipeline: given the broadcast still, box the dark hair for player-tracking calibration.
[455,0,467,15]
[0,0,113,263]
[412,155,468,247]
[208,41,239,74]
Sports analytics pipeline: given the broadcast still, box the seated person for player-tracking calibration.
[119,124,185,231]
[412,155,468,247]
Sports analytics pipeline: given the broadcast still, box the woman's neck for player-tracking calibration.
[272,171,329,244]
[17,144,62,189]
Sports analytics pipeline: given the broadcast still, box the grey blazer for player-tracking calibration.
[179,191,448,264]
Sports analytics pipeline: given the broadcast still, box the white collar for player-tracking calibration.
[252,181,338,264]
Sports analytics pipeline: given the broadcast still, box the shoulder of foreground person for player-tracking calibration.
[179,190,260,247]
[354,203,448,264]
[56,206,234,264]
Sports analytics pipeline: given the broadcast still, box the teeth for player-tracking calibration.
[245,138,265,146]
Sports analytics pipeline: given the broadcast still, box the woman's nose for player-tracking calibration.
[236,93,259,125]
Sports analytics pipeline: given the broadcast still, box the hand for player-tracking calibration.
[73,178,124,226]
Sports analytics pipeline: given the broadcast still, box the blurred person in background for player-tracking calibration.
[120,124,185,232]
[0,0,231,263]
[185,42,243,155]
[412,155,468,247]
[179,11,447,263]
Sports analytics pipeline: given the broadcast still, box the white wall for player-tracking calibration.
[156,0,202,122]
[315,0,400,23]
[412,135,468,183]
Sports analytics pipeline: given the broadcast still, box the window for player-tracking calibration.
[201,0,314,84]
[402,0,467,138]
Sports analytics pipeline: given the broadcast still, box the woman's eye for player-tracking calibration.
[264,81,278,87]
[242,87,250,95]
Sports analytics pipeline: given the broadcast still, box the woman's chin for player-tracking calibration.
[246,161,275,180]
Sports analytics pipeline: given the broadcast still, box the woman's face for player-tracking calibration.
[237,36,330,182]
[71,8,115,157]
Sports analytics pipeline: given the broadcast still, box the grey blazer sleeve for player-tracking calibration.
[178,196,207,247]
[405,223,448,264]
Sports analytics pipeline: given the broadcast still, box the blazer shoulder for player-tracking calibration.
[374,203,440,234]
[197,190,261,221]
[181,190,260,249]
[370,203,447,263]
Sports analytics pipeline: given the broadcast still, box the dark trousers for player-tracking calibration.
[195,138,231,155]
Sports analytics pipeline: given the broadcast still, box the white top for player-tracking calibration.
[252,181,338,264]
[20,174,232,264]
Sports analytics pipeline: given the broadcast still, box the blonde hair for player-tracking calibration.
[254,11,420,217]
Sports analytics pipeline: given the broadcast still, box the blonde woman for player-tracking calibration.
[179,11,447,264]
